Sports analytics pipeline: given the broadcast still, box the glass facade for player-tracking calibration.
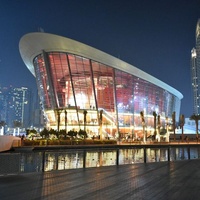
[33,51,179,139]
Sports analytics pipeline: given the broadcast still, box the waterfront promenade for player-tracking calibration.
[1,159,200,200]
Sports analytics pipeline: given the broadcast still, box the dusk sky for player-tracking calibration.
[0,0,200,117]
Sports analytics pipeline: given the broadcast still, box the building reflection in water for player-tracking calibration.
[119,148,144,164]
[45,151,84,171]
[190,147,200,159]
[86,150,116,167]
[170,147,188,161]
[146,148,168,162]
[19,147,200,173]
[21,152,43,172]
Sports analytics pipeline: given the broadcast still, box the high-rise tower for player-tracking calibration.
[191,19,200,114]
[4,86,32,128]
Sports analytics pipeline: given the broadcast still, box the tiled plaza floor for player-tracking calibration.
[0,159,200,200]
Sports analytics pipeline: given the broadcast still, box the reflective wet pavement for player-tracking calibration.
[1,159,200,200]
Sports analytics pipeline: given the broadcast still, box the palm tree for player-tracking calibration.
[172,112,176,141]
[40,128,50,139]
[179,114,185,142]
[190,114,200,140]
[153,112,157,140]
[68,130,77,138]
[165,117,169,142]
[83,110,88,131]
[140,111,146,143]
[157,115,161,142]
[55,109,62,132]
[79,129,87,139]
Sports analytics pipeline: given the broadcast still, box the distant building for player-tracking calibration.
[19,32,183,139]
[11,87,32,128]
[0,86,32,130]
[191,19,200,114]
[0,86,9,124]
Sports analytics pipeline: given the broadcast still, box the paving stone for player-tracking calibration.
[0,160,200,200]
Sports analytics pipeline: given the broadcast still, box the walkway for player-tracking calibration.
[0,159,200,200]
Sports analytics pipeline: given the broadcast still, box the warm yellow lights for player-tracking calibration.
[191,48,196,58]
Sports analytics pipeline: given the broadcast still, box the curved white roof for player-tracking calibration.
[19,32,183,99]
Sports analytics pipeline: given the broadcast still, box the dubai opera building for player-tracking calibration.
[19,32,183,140]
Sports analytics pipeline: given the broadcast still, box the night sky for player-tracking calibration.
[0,0,200,117]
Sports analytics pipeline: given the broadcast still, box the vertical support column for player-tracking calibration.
[42,151,45,172]
[116,148,119,166]
[113,70,120,142]
[66,54,80,124]
[83,150,86,168]
[56,153,59,170]
[42,51,58,108]
[168,146,170,162]
[188,147,190,160]
[89,60,98,111]
[144,147,146,163]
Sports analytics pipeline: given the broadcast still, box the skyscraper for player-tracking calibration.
[191,19,200,114]
[0,86,9,124]
[0,86,32,130]
[10,87,31,128]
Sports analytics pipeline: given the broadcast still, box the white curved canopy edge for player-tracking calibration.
[19,32,183,99]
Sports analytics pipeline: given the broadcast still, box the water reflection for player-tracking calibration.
[119,148,144,164]
[58,152,83,170]
[146,148,168,162]
[170,147,188,161]
[45,151,84,171]
[18,146,200,173]
[86,150,116,167]
[21,152,43,172]
[190,147,200,159]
